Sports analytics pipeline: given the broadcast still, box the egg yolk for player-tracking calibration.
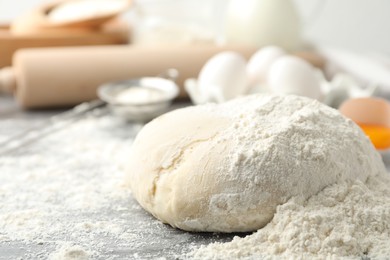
[358,123,390,150]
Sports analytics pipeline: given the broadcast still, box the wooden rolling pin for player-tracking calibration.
[0,44,325,109]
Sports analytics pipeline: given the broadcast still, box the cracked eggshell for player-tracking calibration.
[247,46,286,87]
[198,52,248,101]
[339,97,390,127]
[268,56,322,100]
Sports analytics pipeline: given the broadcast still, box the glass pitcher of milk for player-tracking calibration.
[224,0,302,51]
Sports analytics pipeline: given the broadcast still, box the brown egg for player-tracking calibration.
[339,97,390,150]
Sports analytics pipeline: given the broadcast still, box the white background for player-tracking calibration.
[1,0,389,55]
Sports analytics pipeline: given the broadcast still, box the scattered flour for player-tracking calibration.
[49,243,91,260]
[0,112,196,259]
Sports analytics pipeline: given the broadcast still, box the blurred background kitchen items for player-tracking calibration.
[321,73,377,108]
[0,0,132,69]
[45,0,131,27]
[0,45,258,109]
[185,52,248,104]
[131,0,223,45]
[319,48,390,99]
[97,69,179,122]
[11,0,132,34]
[1,0,390,122]
[339,97,390,151]
[225,0,301,50]
[184,46,377,106]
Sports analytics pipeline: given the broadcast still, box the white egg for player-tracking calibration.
[268,56,322,100]
[198,52,248,101]
[247,46,286,87]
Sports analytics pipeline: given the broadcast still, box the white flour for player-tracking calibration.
[189,175,390,259]
[0,112,165,259]
[49,243,91,260]
[186,95,390,259]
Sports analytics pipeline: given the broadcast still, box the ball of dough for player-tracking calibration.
[126,94,385,233]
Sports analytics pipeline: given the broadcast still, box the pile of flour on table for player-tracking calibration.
[190,175,390,259]
[188,95,390,259]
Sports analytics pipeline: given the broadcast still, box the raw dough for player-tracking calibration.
[126,94,384,232]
